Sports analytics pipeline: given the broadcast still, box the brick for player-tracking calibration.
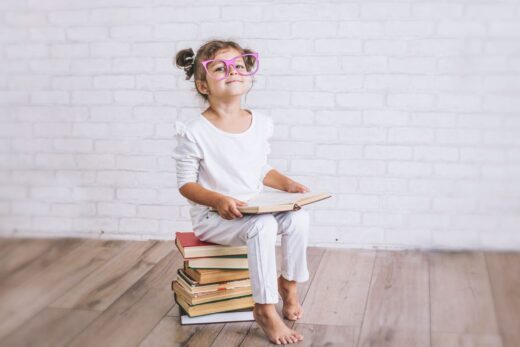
[388,127,435,143]
[338,160,385,175]
[153,23,199,40]
[116,155,155,170]
[90,42,131,57]
[315,39,362,54]
[72,186,114,200]
[434,163,480,178]
[338,194,380,210]
[90,106,133,122]
[316,145,362,159]
[361,3,410,19]
[29,186,69,200]
[75,154,115,170]
[436,129,481,144]
[271,108,314,124]
[110,123,154,138]
[316,75,364,92]
[31,91,69,105]
[111,25,153,40]
[51,43,89,58]
[117,188,157,202]
[71,91,112,104]
[387,94,435,110]
[315,110,362,125]
[137,205,175,219]
[341,55,387,72]
[291,159,336,174]
[292,92,335,107]
[53,138,93,152]
[135,75,176,90]
[388,161,432,176]
[66,27,108,41]
[414,146,459,161]
[6,44,48,58]
[359,177,407,193]
[291,21,337,38]
[48,11,90,26]
[291,125,337,140]
[339,127,386,143]
[98,202,136,217]
[52,76,92,90]
[363,110,408,126]
[29,27,66,41]
[114,90,153,104]
[365,145,412,160]
[338,21,383,37]
[385,21,434,37]
[336,93,384,108]
[363,212,405,227]
[382,195,431,211]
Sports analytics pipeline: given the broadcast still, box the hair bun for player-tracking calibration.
[174,48,196,80]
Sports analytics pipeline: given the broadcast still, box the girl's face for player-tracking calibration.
[196,48,253,100]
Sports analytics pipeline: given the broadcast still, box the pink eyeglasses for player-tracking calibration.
[201,52,259,81]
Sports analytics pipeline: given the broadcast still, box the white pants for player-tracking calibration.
[191,207,310,304]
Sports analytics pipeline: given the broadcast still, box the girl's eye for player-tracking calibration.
[235,63,246,70]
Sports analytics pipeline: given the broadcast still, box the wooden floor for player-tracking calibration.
[0,238,518,347]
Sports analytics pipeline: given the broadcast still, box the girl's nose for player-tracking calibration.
[229,64,238,75]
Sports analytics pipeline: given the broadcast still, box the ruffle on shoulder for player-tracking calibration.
[173,120,198,143]
[174,121,187,137]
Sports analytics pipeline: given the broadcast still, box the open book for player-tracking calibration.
[209,190,332,214]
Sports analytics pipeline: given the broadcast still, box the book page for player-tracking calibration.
[245,190,320,207]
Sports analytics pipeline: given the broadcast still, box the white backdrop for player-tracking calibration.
[1,0,520,249]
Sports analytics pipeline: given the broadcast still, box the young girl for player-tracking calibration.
[172,40,310,345]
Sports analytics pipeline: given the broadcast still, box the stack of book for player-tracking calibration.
[172,231,255,325]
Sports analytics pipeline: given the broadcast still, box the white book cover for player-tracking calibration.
[180,310,254,325]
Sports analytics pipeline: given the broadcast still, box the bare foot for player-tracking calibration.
[253,304,304,345]
[278,275,303,321]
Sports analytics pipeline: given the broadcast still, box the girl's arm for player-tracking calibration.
[179,182,224,208]
[179,182,247,219]
[263,169,310,193]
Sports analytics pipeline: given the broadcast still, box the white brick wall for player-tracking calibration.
[1,0,520,249]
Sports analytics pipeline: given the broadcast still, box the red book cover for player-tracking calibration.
[174,232,247,259]
[175,232,215,248]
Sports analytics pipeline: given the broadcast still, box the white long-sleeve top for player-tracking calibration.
[172,109,274,216]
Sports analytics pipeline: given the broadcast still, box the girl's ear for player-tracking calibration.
[195,80,210,95]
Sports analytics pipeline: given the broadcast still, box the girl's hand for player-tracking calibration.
[285,181,311,193]
[214,195,247,220]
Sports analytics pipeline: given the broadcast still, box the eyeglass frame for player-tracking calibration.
[200,52,259,81]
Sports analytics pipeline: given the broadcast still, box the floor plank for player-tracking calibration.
[50,240,172,311]
[430,251,499,335]
[67,250,183,347]
[357,250,430,347]
[0,238,56,279]
[0,307,100,347]
[0,238,84,295]
[0,239,127,339]
[138,316,224,347]
[291,324,358,347]
[0,238,30,258]
[485,252,520,347]
[431,332,504,347]
[299,248,375,326]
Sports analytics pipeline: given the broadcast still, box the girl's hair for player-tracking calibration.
[174,40,256,102]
